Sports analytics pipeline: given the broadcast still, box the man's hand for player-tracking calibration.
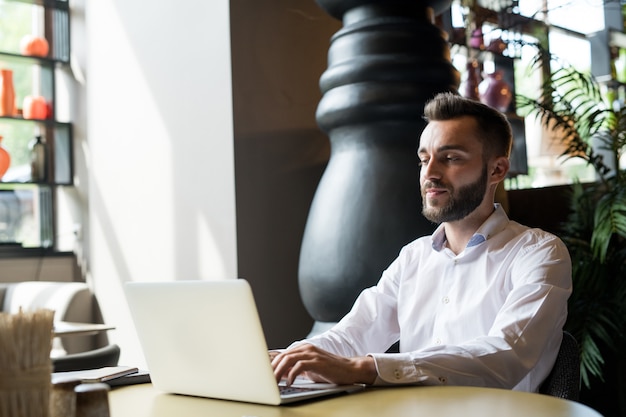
[271,344,377,386]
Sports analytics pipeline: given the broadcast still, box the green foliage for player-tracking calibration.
[518,44,626,391]
[561,182,626,388]
[592,186,626,262]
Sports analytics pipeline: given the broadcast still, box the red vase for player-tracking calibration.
[478,70,512,112]
[0,69,16,117]
[0,135,11,180]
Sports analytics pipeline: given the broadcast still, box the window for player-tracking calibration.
[444,0,610,189]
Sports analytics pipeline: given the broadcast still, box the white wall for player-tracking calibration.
[83,0,237,368]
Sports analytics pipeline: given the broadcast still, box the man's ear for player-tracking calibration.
[490,156,510,184]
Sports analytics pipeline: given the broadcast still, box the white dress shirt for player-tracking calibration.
[296,204,572,392]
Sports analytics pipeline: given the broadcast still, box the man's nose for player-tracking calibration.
[421,159,441,180]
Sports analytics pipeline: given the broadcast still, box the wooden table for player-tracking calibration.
[108,383,603,417]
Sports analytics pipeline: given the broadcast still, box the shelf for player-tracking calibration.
[6,0,68,11]
[596,75,626,87]
[0,246,71,259]
[451,43,518,61]
[0,115,70,128]
[0,50,69,66]
[469,5,547,34]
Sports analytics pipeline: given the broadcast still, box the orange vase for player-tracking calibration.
[0,69,16,117]
[0,135,10,180]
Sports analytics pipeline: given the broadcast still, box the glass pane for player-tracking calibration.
[0,120,55,183]
[0,120,37,179]
[549,31,591,72]
[54,124,71,185]
[517,0,546,19]
[0,55,54,109]
[0,1,45,55]
[518,0,605,34]
[546,0,605,35]
[0,184,52,248]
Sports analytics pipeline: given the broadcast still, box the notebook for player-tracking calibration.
[124,279,365,405]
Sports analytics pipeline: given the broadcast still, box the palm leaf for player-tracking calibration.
[516,42,626,392]
[517,46,615,183]
[591,187,626,262]
[579,332,604,387]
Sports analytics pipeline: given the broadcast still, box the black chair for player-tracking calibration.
[538,331,580,401]
[52,343,121,372]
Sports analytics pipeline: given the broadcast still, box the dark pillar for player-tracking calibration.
[298,0,459,333]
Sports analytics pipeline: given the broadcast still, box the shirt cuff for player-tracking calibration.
[368,352,425,385]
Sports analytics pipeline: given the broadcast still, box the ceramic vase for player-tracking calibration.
[469,28,484,50]
[460,60,481,100]
[0,135,10,180]
[478,70,512,112]
[487,38,507,55]
[0,69,16,117]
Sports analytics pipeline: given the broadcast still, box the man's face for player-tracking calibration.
[418,117,489,224]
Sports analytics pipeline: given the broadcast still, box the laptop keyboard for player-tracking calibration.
[279,385,321,395]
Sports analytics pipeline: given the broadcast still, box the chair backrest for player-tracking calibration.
[539,331,580,401]
[1,281,108,354]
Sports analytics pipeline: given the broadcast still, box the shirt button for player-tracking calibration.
[435,338,442,345]
[438,376,448,384]
[442,296,450,304]
[394,370,402,379]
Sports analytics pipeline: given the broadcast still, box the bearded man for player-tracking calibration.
[271,92,572,393]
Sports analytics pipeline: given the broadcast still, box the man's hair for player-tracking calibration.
[423,92,513,159]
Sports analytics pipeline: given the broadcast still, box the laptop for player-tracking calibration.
[124,279,365,405]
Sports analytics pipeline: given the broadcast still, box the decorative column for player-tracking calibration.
[298,0,459,334]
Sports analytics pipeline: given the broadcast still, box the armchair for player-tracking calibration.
[538,331,580,401]
[0,281,120,371]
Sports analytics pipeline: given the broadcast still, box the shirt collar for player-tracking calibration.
[431,203,509,251]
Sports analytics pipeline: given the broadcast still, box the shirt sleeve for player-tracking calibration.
[370,233,572,390]
[290,252,406,357]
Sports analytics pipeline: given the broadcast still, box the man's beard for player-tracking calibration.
[421,165,488,224]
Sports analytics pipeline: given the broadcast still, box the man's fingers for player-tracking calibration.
[272,347,316,384]
[272,350,297,382]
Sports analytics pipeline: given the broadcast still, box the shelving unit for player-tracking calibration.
[438,2,539,178]
[0,0,72,250]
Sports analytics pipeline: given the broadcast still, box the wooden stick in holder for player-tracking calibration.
[0,308,54,417]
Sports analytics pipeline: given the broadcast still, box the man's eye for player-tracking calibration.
[419,159,429,166]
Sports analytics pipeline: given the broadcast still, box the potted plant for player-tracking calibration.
[517,44,626,414]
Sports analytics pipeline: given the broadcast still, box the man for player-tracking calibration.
[271,92,572,392]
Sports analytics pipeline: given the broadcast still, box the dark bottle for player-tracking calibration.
[29,135,47,182]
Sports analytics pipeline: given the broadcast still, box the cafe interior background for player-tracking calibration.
[0,0,624,415]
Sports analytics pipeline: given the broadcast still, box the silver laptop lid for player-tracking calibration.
[124,279,283,405]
